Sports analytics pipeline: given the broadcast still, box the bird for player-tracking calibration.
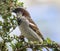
[12,7,45,42]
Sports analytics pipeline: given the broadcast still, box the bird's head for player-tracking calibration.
[12,8,37,27]
[12,7,30,17]
[12,7,30,26]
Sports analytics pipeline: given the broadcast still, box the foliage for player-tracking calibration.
[0,0,60,51]
[0,0,23,51]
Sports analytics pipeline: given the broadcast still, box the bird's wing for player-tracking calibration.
[26,17,44,40]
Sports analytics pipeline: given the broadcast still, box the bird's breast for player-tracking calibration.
[19,25,42,42]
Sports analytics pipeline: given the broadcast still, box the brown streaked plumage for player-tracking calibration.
[12,7,45,41]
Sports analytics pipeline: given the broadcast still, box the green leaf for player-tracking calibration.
[0,21,2,26]
[39,48,43,51]
[10,43,16,50]
[46,38,52,44]
[16,42,23,48]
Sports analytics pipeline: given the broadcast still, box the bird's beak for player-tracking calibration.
[17,18,22,25]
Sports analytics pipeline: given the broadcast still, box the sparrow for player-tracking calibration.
[12,7,45,42]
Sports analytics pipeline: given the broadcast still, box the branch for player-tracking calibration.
[12,35,60,51]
